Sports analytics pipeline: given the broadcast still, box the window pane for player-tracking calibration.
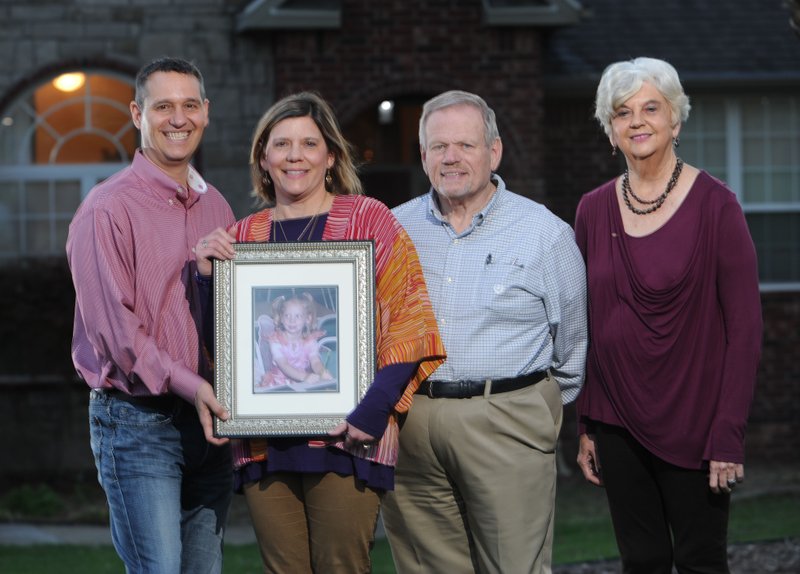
[0,181,21,213]
[92,102,131,135]
[24,181,51,215]
[742,138,765,166]
[771,172,795,203]
[57,133,124,163]
[742,172,766,202]
[767,98,793,132]
[44,101,85,138]
[701,101,726,131]
[0,182,20,253]
[89,75,134,101]
[703,138,726,167]
[54,219,70,253]
[741,98,766,131]
[0,217,19,252]
[770,137,794,166]
[680,97,727,177]
[747,213,800,283]
[25,219,53,254]
[34,130,57,164]
[54,180,81,212]
[0,106,35,164]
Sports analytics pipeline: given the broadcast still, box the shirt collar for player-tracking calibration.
[425,173,507,232]
[131,149,208,207]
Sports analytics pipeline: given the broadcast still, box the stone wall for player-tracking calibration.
[0,0,271,218]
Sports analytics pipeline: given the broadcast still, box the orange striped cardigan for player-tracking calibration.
[231,194,445,468]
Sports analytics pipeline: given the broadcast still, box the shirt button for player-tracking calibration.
[453,239,459,245]
[168,199,175,206]
[447,277,453,283]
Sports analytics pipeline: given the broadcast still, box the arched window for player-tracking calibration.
[0,70,136,260]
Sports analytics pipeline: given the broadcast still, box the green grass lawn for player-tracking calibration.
[1,478,797,573]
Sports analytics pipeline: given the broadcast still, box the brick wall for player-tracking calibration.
[0,1,795,483]
[268,0,547,201]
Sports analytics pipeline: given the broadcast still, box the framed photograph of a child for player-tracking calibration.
[213,240,375,438]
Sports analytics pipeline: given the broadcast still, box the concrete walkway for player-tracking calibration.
[0,522,257,546]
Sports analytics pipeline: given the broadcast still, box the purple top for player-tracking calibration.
[230,215,416,491]
[574,171,762,469]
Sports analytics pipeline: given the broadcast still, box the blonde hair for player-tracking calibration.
[271,293,317,338]
[249,91,362,205]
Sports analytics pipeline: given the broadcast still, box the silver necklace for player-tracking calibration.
[272,193,329,241]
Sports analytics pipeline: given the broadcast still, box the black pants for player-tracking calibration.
[594,423,730,574]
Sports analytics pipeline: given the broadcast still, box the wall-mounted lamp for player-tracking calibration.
[52,72,86,93]
[378,100,394,124]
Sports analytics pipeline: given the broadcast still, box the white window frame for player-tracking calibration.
[681,95,800,292]
[0,71,134,261]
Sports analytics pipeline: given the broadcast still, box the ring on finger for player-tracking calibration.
[201,239,209,249]
[726,478,737,487]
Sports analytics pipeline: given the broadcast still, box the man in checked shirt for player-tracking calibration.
[383,90,588,574]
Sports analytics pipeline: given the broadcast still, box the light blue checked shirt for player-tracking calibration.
[393,175,588,404]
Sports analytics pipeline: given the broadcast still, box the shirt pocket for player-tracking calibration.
[474,261,541,321]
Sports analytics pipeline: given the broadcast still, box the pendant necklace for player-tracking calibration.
[272,193,329,241]
[622,158,683,216]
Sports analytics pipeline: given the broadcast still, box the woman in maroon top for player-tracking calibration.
[575,57,762,574]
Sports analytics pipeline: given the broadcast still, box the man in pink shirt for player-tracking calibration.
[67,57,235,573]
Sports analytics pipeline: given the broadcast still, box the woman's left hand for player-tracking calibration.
[709,460,744,494]
[328,421,376,451]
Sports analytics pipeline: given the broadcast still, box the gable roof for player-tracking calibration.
[544,0,800,90]
[237,0,583,31]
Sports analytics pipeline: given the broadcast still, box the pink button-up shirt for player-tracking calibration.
[67,150,235,402]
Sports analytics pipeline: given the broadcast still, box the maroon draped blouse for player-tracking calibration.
[574,171,762,469]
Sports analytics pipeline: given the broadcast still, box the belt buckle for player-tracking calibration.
[458,380,471,399]
[427,381,436,399]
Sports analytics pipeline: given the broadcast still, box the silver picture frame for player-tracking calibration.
[213,240,375,437]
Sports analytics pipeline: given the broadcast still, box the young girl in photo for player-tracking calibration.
[259,293,333,390]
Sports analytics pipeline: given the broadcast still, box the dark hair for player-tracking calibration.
[134,57,206,108]
[249,91,362,205]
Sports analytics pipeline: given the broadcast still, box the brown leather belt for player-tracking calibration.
[415,371,547,399]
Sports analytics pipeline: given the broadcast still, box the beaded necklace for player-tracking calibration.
[622,158,684,216]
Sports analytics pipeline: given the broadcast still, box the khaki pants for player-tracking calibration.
[243,472,381,574]
[383,374,563,574]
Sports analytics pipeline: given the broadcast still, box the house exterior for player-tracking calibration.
[0,0,797,481]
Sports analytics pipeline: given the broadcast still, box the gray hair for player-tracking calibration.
[594,57,690,138]
[418,90,500,149]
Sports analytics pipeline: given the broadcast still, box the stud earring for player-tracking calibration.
[673,137,680,148]
[611,145,618,157]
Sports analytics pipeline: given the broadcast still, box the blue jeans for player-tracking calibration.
[89,391,233,574]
